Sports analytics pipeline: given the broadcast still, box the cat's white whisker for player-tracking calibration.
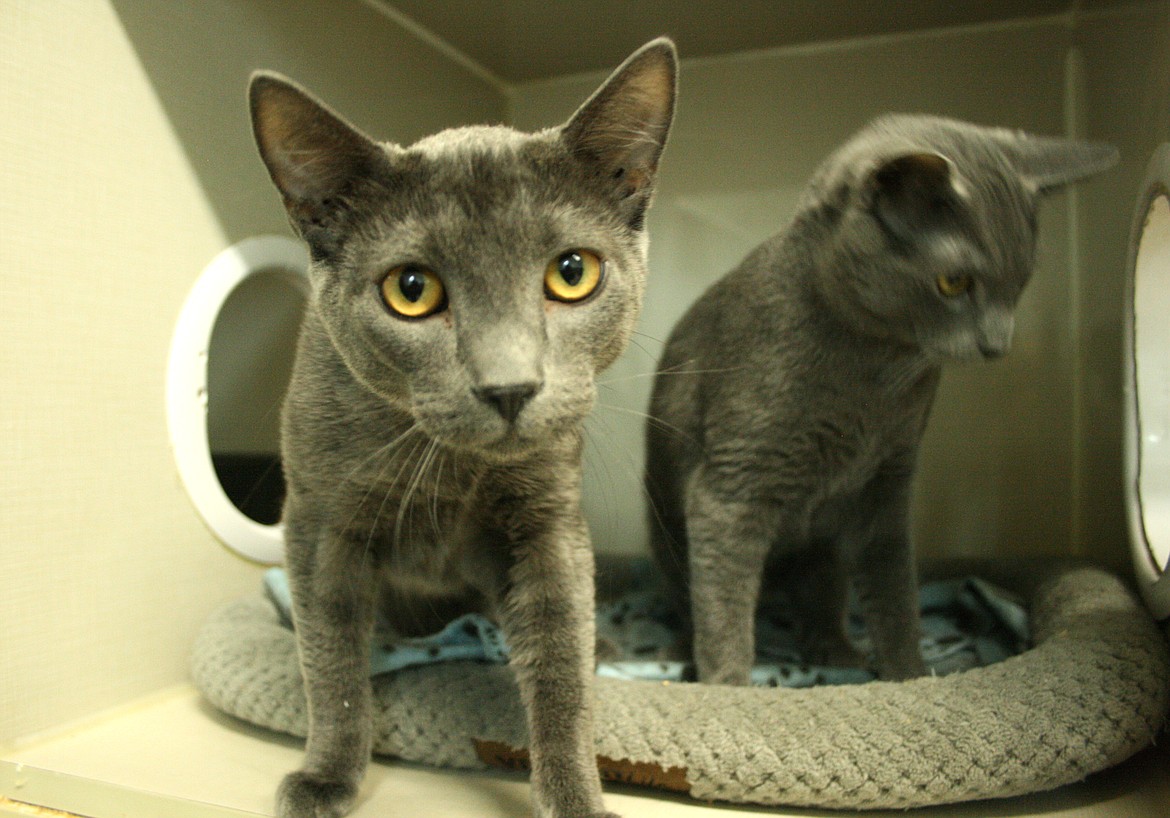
[622,334,662,364]
[361,434,427,563]
[335,424,422,545]
[581,421,631,551]
[393,438,438,549]
[597,401,697,448]
[583,413,689,584]
[631,328,667,345]
[344,446,400,581]
[599,364,742,387]
[427,450,446,538]
[339,424,421,487]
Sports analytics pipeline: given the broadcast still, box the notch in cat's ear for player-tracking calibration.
[1000,133,1119,195]
[249,71,386,237]
[866,152,961,241]
[561,38,678,229]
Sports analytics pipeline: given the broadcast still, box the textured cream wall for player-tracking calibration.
[0,0,505,744]
[510,17,1134,563]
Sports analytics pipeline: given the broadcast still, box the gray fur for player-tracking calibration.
[645,115,1116,686]
[249,38,676,818]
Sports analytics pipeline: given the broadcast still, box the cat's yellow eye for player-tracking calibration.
[936,273,973,298]
[545,250,604,303]
[381,265,446,318]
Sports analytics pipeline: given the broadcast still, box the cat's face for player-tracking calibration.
[315,127,654,457]
[835,148,1039,362]
[815,116,1117,362]
[250,42,676,458]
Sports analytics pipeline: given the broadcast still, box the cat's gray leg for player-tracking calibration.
[489,508,614,818]
[685,473,780,685]
[278,528,377,818]
[646,485,690,606]
[843,469,927,680]
[645,464,693,654]
[787,546,866,668]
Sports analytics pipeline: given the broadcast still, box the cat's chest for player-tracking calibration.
[812,406,906,493]
[801,361,938,509]
[761,353,939,495]
[350,447,478,540]
[333,449,489,600]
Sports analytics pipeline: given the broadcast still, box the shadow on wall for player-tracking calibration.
[107,0,506,245]
[1073,1,1170,563]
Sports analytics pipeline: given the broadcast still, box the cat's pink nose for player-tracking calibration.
[474,382,541,423]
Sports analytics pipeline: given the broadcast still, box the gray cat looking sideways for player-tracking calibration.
[249,39,676,818]
[645,115,1116,686]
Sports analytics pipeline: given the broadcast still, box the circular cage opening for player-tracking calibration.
[1126,145,1170,619]
[167,236,309,564]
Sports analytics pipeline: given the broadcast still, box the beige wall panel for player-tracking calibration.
[0,0,505,744]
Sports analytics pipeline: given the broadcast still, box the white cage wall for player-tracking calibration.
[1,0,1167,806]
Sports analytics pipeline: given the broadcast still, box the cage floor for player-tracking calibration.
[0,686,1166,818]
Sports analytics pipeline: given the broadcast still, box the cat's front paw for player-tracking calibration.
[277,770,357,818]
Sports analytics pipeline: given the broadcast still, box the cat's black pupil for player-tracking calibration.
[399,270,426,302]
[559,253,584,287]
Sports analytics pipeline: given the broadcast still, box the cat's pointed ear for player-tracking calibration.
[866,152,959,240]
[561,38,677,229]
[249,71,386,234]
[1001,134,1119,194]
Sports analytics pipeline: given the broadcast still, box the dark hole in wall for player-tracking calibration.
[212,452,285,525]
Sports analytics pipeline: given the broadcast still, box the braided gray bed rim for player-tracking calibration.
[191,563,1170,809]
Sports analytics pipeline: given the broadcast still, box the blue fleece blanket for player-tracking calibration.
[264,562,1028,687]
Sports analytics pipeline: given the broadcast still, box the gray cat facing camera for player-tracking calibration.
[250,39,676,818]
[646,115,1116,686]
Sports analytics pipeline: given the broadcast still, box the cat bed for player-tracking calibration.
[191,559,1170,810]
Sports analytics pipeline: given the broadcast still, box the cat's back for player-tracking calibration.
[653,225,829,421]
[647,229,832,487]
[659,234,803,366]
[649,200,936,477]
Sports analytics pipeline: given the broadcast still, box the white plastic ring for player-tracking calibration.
[1124,144,1170,620]
[166,235,309,564]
